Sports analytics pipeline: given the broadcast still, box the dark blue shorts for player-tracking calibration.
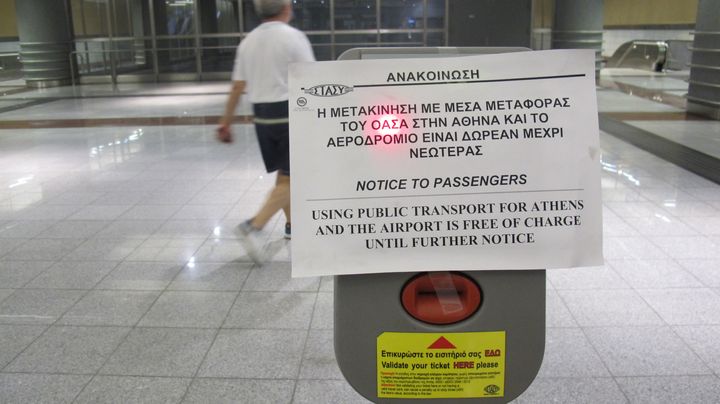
[253,101,290,175]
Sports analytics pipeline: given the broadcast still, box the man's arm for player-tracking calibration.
[217,80,247,142]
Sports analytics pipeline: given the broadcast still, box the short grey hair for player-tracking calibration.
[253,0,291,19]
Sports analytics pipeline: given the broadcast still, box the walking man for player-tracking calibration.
[218,0,315,263]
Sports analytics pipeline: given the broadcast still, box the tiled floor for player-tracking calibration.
[0,77,719,403]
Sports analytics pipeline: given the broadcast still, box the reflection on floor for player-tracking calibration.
[0,79,718,403]
[599,68,720,183]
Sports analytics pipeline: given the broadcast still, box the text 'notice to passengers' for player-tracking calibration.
[289,49,603,277]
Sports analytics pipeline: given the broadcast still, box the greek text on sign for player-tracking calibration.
[377,332,506,399]
[289,49,603,277]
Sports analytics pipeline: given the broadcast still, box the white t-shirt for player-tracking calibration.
[231,21,315,103]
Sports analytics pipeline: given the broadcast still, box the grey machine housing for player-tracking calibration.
[334,47,546,404]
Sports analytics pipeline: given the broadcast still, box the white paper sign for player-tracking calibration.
[289,49,603,278]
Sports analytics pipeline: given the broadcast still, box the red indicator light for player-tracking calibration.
[401,272,482,325]
[357,101,416,155]
[377,114,401,136]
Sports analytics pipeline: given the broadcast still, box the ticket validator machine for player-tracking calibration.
[334,47,545,404]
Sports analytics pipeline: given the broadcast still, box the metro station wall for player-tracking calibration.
[0,0,18,56]
[602,0,696,58]
[604,0,697,27]
[0,0,18,38]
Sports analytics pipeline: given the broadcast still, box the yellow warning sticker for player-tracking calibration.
[377,331,505,399]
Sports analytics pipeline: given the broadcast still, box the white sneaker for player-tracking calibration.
[235,220,263,265]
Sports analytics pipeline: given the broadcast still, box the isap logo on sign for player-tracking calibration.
[302,84,353,97]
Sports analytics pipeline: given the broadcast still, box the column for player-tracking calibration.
[14,0,74,87]
[687,0,720,120]
[553,0,603,77]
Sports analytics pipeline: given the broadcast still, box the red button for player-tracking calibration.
[401,272,482,325]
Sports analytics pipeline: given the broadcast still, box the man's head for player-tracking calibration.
[253,0,292,20]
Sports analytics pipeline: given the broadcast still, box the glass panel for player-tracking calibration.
[156,37,197,73]
[531,0,553,50]
[113,38,153,73]
[71,0,110,36]
[125,0,152,37]
[292,0,330,30]
[244,0,331,32]
[200,0,240,33]
[201,36,240,72]
[426,31,444,46]
[334,33,377,44]
[313,44,332,61]
[74,41,112,75]
[308,34,331,44]
[380,32,424,46]
[74,39,153,76]
[426,0,445,29]
[532,0,553,29]
[153,0,196,36]
[119,0,153,75]
[308,34,331,61]
[335,0,376,30]
[380,0,424,29]
[334,30,377,60]
[69,0,448,76]
[200,37,241,48]
[198,0,240,72]
[112,0,132,36]
[242,0,261,31]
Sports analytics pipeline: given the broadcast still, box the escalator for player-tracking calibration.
[606,39,692,72]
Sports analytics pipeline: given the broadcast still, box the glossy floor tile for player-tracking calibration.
[0,79,719,403]
[626,120,720,159]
